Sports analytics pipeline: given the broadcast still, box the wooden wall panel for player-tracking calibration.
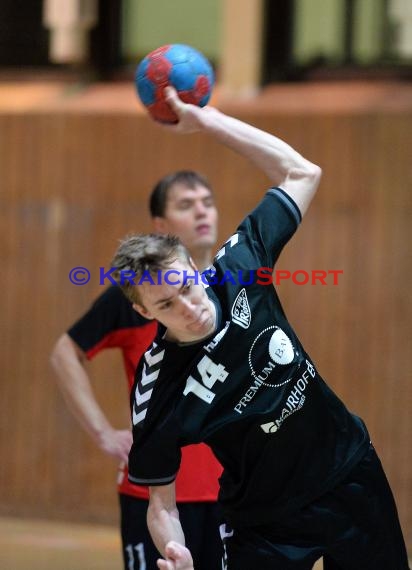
[0,92,410,551]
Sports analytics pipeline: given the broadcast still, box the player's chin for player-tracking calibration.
[193,233,215,247]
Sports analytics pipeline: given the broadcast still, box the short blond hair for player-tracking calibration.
[111,233,190,304]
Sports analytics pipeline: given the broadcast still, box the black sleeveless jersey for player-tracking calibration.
[128,188,370,527]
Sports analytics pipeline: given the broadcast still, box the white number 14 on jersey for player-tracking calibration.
[183,355,229,404]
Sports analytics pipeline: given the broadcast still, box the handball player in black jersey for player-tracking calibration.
[112,88,410,570]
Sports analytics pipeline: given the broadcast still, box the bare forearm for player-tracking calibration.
[147,502,186,557]
[51,336,111,442]
[165,88,322,215]
[50,334,132,461]
[199,107,314,185]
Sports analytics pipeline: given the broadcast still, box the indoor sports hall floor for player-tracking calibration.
[1,514,411,569]
[0,515,324,570]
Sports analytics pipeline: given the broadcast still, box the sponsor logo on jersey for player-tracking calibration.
[234,326,297,414]
[204,321,230,353]
[231,288,251,329]
[249,326,296,381]
[260,359,316,433]
[268,328,294,364]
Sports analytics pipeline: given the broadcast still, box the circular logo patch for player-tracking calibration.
[268,328,295,365]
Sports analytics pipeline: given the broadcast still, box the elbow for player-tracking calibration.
[313,163,323,185]
[300,163,322,200]
[287,162,322,193]
[50,333,82,376]
[147,496,178,529]
[49,339,62,372]
[148,486,179,522]
[306,163,322,191]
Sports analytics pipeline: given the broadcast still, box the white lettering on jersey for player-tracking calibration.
[183,355,229,404]
[204,321,230,353]
[268,328,294,364]
[260,359,316,433]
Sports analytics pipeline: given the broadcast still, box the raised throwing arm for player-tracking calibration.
[163,87,322,217]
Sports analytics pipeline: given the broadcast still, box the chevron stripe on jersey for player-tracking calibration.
[132,343,165,426]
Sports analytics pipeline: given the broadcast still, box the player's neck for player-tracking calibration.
[191,249,213,272]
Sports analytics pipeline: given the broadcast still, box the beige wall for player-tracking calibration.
[122,0,221,61]
[122,0,388,68]
[293,0,385,65]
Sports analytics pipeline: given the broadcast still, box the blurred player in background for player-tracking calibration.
[50,170,223,570]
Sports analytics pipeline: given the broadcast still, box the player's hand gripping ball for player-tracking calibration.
[135,44,214,124]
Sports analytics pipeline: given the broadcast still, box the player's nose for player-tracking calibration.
[178,296,197,319]
[194,200,208,217]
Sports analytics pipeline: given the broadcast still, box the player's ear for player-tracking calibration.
[152,216,168,234]
[132,303,154,320]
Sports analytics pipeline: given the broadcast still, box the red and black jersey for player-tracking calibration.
[129,189,370,527]
[69,286,156,392]
[68,285,222,501]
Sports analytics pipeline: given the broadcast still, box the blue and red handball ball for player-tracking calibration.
[135,44,214,124]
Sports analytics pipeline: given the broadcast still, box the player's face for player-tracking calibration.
[133,258,216,344]
[153,183,218,251]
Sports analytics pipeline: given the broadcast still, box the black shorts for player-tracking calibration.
[119,494,224,570]
[222,444,410,570]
